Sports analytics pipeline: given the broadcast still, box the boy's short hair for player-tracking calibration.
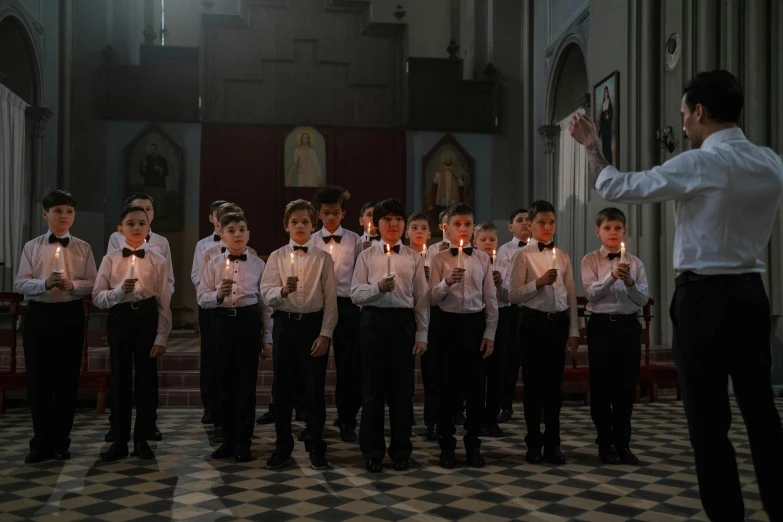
[509,208,528,223]
[220,212,247,229]
[120,205,148,222]
[595,207,627,227]
[446,203,474,222]
[528,200,556,221]
[438,209,449,223]
[475,221,498,235]
[373,198,405,226]
[209,200,228,213]
[216,202,243,221]
[314,185,351,210]
[360,201,376,216]
[406,212,430,229]
[284,199,317,225]
[42,190,77,210]
[124,192,154,206]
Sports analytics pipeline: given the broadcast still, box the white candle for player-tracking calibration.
[386,244,391,276]
[290,252,295,277]
[129,254,136,279]
[54,246,65,273]
[492,249,497,264]
[550,247,557,269]
[620,242,627,264]
[457,239,464,269]
[329,244,334,257]
[421,244,426,258]
[366,223,371,239]
[225,258,231,280]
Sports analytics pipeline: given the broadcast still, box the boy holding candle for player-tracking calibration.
[93,205,171,461]
[197,213,272,462]
[310,185,363,442]
[260,200,338,470]
[359,201,380,249]
[429,203,498,469]
[508,200,579,465]
[351,199,429,472]
[14,190,98,463]
[581,207,648,465]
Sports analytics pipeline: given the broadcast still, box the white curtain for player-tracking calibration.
[0,84,29,286]
[556,109,588,292]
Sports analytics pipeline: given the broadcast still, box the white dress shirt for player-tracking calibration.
[427,240,450,260]
[109,230,175,295]
[92,243,172,346]
[429,247,499,341]
[197,249,273,344]
[497,237,529,269]
[191,233,222,287]
[492,251,511,308]
[311,226,362,298]
[260,240,338,339]
[581,246,649,314]
[14,232,97,303]
[203,242,258,264]
[350,241,430,343]
[596,128,783,275]
[508,240,579,337]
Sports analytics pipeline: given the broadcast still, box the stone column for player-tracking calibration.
[26,106,52,235]
[538,124,560,204]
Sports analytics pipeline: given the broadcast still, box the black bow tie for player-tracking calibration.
[324,235,342,244]
[221,246,226,253]
[122,248,145,258]
[450,247,473,256]
[145,234,151,242]
[607,252,621,260]
[385,245,401,254]
[518,241,528,247]
[213,234,221,241]
[368,235,380,242]
[48,235,69,247]
[538,242,555,251]
[228,253,247,262]
[293,246,308,253]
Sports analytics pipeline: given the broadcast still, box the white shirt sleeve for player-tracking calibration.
[596,152,704,204]
[14,242,47,296]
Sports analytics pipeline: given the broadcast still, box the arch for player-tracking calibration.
[0,5,44,106]
[546,34,588,124]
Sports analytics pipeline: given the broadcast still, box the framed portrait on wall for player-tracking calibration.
[284,126,326,187]
[421,134,475,228]
[593,71,619,167]
[125,124,183,231]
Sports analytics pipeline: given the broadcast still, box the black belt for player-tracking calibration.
[675,271,761,288]
[589,312,637,322]
[275,309,323,321]
[114,297,156,311]
[520,306,569,320]
[214,304,259,317]
[28,299,83,309]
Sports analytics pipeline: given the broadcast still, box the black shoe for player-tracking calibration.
[210,426,224,444]
[543,448,566,465]
[201,409,212,424]
[439,450,455,469]
[365,459,382,473]
[618,447,639,465]
[452,412,465,425]
[426,423,439,441]
[52,449,71,461]
[256,408,275,425]
[104,428,114,443]
[496,409,512,423]
[466,449,485,468]
[332,417,342,427]
[599,445,622,465]
[309,451,329,470]
[266,453,291,469]
[525,446,543,464]
[211,442,235,459]
[150,424,163,441]
[131,441,155,459]
[339,424,357,442]
[393,458,409,471]
[295,409,307,422]
[25,448,52,464]
[486,421,504,437]
[234,445,251,463]
[297,428,308,442]
[101,442,129,462]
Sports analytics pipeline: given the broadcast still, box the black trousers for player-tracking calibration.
[500,304,522,410]
[333,297,361,428]
[273,310,327,456]
[108,298,159,443]
[587,313,641,448]
[519,307,569,449]
[199,306,221,426]
[212,305,261,447]
[23,300,84,453]
[486,305,511,419]
[359,307,416,461]
[671,272,783,521]
[420,306,440,425]
[435,311,486,452]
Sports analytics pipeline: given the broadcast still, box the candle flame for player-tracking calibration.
[422,244,426,255]
[290,252,294,260]
[460,239,464,247]
[226,258,230,267]
[552,247,556,255]
[132,254,136,263]
[493,249,496,256]
[386,244,390,254]
[56,246,61,254]
[621,242,625,248]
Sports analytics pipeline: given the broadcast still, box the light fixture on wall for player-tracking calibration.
[393,3,406,21]
[656,126,676,153]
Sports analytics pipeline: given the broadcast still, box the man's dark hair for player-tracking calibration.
[406,212,430,229]
[42,190,77,210]
[220,212,247,229]
[595,207,626,227]
[528,200,556,221]
[446,203,474,222]
[314,185,351,210]
[509,208,528,223]
[373,198,405,227]
[683,70,744,123]
[209,200,228,213]
[125,192,154,205]
[120,205,148,222]
[360,201,375,216]
[438,208,449,224]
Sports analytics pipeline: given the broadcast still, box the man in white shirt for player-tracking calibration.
[570,69,783,521]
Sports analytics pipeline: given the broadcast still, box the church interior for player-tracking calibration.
[1,0,782,520]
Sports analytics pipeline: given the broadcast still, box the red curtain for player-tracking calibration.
[200,125,407,255]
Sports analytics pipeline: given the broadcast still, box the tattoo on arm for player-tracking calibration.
[585,141,610,188]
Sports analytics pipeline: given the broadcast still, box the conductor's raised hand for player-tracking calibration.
[413,341,427,356]
[535,269,558,289]
[150,344,166,358]
[311,335,330,357]
[480,338,494,359]
[445,267,465,286]
[568,112,599,146]
[378,275,396,293]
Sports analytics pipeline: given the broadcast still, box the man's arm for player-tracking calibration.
[585,141,610,188]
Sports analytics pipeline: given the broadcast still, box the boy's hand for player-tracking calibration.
[492,270,502,287]
[616,264,634,287]
[45,272,62,290]
[55,277,74,291]
[412,341,427,356]
[424,266,430,280]
[311,335,330,357]
[281,276,298,298]
[122,278,137,294]
[566,337,579,354]
[480,338,494,358]
[445,267,464,286]
[217,280,233,299]
[261,343,272,359]
[535,269,558,289]
[362,240,373,250]
[150,344,166,358]
[378,275,396,293]
[438,242,450,252]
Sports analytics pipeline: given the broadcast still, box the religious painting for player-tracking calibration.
[593,71,619,167]
[125,124,183,231]
[421,134,475,227]
[284,126,326,187]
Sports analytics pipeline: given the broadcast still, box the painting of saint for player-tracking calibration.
[593,72,619,167]
[422,135,474,226]
[284,127,326,187]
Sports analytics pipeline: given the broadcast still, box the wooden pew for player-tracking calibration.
[0,292,23,412]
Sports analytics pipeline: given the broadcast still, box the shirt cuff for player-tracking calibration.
[110,286,126,306]
[154,335,168,347]
[262,332,273,344]
[319,328,333,339]
[569,325,580,338]
[483,327,496,342]
[415,331,427,344]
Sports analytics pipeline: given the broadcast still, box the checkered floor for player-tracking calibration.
[0,401,778,522]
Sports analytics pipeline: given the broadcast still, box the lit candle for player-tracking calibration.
[225,258,231,280]
[550,247,557,270]
[129,254,136,279]
[290,252,295,277]
[329,244,334,257]
[366,223,371,239]
[421,244,426,257]
[492,249,497,264]
[386,244,392,277]
[620,242,627,264]
[53,246,65,273]
[457,239,464,269]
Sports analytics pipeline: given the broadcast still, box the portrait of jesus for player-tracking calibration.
[284,127,326,187]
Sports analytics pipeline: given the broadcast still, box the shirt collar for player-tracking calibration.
[321,226,343,237]
[528,238,554,249]
[700,127,746,151]
[512,236,527,245]
[122,241,146,252]
[599,245,621,257]
[289,239,311,249]
[46,230,72,241]
[380,240,403,251]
